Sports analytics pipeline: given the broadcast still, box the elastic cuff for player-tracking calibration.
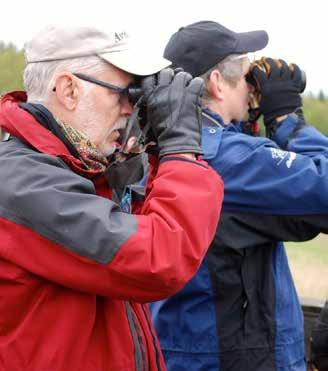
[159,156,208,169]
[159,148,203,157]
[273,114,300,149]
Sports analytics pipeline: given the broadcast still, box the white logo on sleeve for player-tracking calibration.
[286,152,297,168]
[270,148,297,168]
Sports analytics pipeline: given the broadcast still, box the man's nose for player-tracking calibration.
[120,97,133,116]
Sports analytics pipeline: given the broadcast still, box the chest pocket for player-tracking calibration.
[201,125,223,161]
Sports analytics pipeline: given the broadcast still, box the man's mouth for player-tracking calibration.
[108,129,120,141]
[107,118,128,149]
[113,118,128,132]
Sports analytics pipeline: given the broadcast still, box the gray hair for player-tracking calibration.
[200,54,246,104]
[23,56,109,103]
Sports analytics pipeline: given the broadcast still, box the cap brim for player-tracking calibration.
[99,48,171,76]
[234,30,269,53]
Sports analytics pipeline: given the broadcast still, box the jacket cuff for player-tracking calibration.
[273,114,303,149]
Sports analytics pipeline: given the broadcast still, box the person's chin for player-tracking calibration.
[100,142,116,157]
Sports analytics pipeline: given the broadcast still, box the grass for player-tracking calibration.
[286,234,328,301]
[303,98,328,135]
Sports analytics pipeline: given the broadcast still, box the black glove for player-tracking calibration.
[250,58,303,136]
[141,68,204,157]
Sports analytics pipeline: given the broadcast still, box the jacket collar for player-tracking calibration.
[0,92,100,178]
[202,108,225,128]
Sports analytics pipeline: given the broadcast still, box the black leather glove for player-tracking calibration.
[250,58,304,136]
[141,68,204,157]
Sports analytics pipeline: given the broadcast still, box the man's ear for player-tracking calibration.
[207,70,224,101]
[53,73,80,110]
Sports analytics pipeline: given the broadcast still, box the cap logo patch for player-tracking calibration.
[115,31,129,43]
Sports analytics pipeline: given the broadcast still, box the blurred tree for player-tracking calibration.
[305,91,314,99]
[318,89,325,102]
[0,42,25,94]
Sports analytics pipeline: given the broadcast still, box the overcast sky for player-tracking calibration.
[1,0,327,94]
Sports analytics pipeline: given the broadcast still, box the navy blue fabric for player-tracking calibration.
[150,258,219,354]
[150,111,328,371]
[272,242,305,369]
[204,115,328,215]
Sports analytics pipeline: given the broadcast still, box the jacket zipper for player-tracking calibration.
[125,301,147,371]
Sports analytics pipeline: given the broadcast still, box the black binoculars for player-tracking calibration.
[246,59,306,124]
[298,70,307,93]
[127,85,143,105]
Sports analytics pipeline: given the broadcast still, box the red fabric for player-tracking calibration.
[0,92,224,370]
[0,92,101,178]
[145,154,160,197]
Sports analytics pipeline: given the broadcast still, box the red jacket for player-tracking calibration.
[0,92,223,371]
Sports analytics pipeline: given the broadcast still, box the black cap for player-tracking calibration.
[164,21,269,77]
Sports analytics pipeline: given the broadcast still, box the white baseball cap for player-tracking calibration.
[25,25,171,76]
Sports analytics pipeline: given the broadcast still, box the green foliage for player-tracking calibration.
[303,97,328,135]
[0,42,25,94]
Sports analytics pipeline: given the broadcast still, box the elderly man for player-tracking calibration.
[150,21,328,371]
[0,25,223,370]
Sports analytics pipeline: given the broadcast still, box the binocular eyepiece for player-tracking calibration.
[127,85,143,105]
[299,70,307,93]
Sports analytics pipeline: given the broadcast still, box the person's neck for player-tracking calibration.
[206,101,231,125]
[47,102,75,128]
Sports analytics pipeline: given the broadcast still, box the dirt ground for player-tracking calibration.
[286,234,328,300]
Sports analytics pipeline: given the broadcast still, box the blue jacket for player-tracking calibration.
[150,110,328,371]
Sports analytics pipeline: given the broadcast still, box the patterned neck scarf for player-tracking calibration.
[57,119,109,172]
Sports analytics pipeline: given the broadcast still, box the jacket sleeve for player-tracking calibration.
[274,113,328,157]
[216,212,326,249]
[203,114,328,246]
[0,148,223,302]
[207,114,328,217]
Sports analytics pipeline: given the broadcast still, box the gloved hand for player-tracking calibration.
[249,57,304,136]
[141,68,204,157]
